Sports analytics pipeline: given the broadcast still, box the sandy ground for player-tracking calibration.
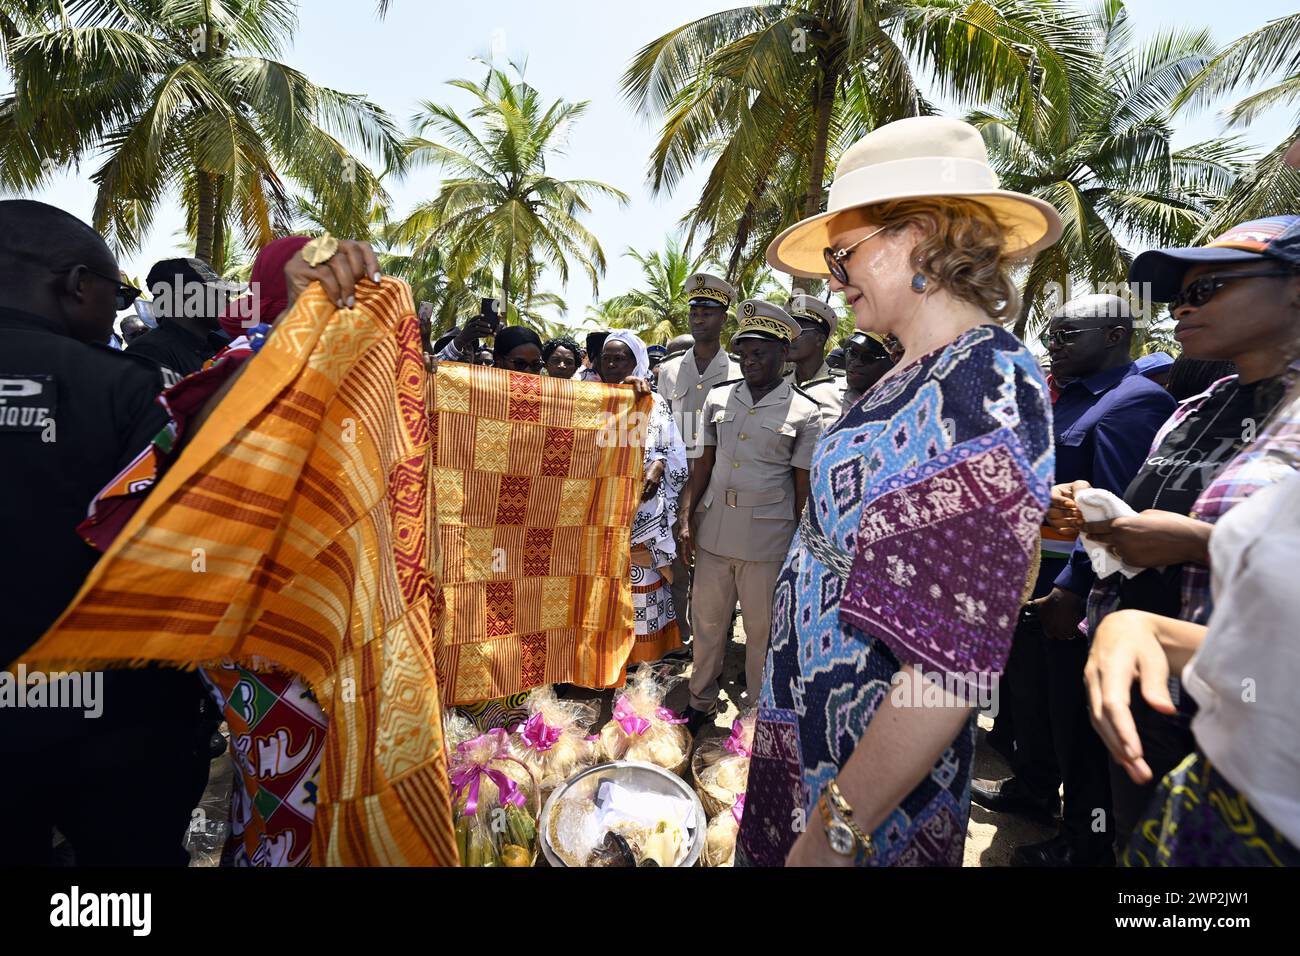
[188,611,1052,866]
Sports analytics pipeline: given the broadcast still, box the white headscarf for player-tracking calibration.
[603,330,650,381]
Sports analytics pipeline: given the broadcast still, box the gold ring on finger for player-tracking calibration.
[302,231,339,267]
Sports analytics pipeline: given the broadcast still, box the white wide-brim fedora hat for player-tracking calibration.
[768,116,1063,279]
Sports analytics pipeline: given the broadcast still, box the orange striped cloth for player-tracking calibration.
[17,280,454,866]
[430,363,648,703]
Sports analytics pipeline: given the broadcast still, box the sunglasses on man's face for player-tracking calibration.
[1169,270,1297,312]
[504,357,545,374]
[1039,325,1118,350]
[65,266,143,311]
[845,343,891,364]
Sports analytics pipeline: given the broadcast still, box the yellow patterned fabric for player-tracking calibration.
[18,280,456,866]
[1123,751,1300,867]
[428,363,648,703]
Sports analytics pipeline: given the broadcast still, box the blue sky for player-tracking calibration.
[13,0,1298,332]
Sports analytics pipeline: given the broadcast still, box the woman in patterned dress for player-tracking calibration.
[736,117,1061,866]
[599,331,689,665]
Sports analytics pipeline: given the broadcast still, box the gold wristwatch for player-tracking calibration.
[819,779,874,860]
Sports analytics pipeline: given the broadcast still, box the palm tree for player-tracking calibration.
[380,239,494,335]
[603,236,704,343]
[622,0,1097,283]
[0,0,401,272]
[1173,12,1300,234]
[390,62,628,323]
[972,2,1247,339]
[512,258,568,328]
[171,224,253,284]
[584,299,628,329]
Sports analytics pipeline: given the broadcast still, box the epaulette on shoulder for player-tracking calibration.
[802,375,836,388]
[715,377,745,388]
[790,384,822,406]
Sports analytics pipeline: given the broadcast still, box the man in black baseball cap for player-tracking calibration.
[842,331,895,405]
[128,257,235,384]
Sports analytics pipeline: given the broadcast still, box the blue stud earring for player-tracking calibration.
[911,272,928,293]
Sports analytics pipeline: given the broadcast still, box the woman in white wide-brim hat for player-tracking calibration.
[737,116,1061,867]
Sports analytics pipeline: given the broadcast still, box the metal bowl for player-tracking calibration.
[539,760,706,868]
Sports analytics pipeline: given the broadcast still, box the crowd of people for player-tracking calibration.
[2,114,1298,868]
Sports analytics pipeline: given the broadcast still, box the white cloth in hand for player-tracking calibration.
[1074,488,1143,579]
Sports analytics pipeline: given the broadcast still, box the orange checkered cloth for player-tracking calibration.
[18,280,450,865]
[429,363,648,703]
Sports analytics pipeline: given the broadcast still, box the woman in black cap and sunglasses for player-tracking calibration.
[1045,215,1300,854]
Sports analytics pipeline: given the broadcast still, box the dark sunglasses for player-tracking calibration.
[1169,270,1297,311]
[504,358,545,374]
[1039,325,1119,349]
[823,225,887,285]
[60,265,143,311]
[845,342,892,363]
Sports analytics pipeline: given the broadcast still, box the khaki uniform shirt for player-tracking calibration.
[695,378,822,561]
[658,347,741,460]
[787,361,845,429]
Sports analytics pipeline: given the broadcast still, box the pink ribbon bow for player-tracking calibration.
[451,729,527,816]
[613,696,650,736]
[612,697,689,736]
[732,792,746,825]
[517,712,563,753]
[723,719,752,757]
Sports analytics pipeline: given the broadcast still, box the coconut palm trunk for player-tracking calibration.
[804,66,839,221]
[211,178,228,274]
[195,172,217,265]
[500,247,512,324]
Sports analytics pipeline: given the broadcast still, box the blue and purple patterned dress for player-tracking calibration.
[737,325,1053,866]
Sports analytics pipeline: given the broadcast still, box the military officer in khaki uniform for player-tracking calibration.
[677,300,822,729]
[656,273,741,644]
[783,294,845,427]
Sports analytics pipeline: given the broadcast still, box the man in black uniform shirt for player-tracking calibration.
[0,200,210,865]
[127,257,234,385]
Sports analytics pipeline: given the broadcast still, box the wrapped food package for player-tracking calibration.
[703,794,746,868]
[450,728,540,866]
[507,685,600,795]
[597,666,690,774]
[704,812,739,867]
[691,710,754,817]
[443,707,479,761]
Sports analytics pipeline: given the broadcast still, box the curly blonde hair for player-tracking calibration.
[830,198,1022,320]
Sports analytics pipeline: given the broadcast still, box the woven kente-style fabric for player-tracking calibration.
[739,325,1053,867]
[17,280,457,866]
[428,363,648,703]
